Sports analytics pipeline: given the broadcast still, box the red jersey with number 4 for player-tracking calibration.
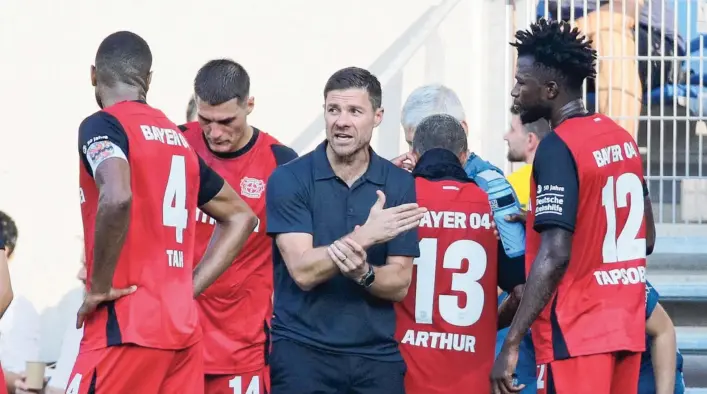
[395,176,499,394]
[180,122,296,374]
[79,102,202,351]
[526,113,647,364]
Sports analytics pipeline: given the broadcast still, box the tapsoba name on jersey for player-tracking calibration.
[419,210,491,230]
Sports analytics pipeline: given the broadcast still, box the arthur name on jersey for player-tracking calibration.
[419,210,491,230]
[400,330,476,353]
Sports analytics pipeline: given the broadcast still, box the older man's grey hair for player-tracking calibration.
[413,114,468,156]
[401,84,466,130]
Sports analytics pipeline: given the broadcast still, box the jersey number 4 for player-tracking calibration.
[163,155,189,244]
[601,173,646,263]
[414,238,487,327]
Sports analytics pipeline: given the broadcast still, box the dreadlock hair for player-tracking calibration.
[511,18,597,93]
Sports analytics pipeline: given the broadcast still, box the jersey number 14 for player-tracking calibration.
[414,238,487,327]
[163,155,189,244]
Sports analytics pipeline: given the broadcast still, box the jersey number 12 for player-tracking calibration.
[601,173,645,263]
[163,155,189,244]
[414,238,487,327]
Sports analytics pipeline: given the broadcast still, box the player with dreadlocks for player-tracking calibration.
[492,19,655,394]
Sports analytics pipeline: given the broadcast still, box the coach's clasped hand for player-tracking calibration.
[328,238,369,280]
[76,286,137,329]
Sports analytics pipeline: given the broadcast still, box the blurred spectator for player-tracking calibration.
[186,95,197,122]
[544,0,685,139]
[0,212,40,394]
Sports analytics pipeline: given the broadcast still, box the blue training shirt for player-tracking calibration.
[639,281,685,394]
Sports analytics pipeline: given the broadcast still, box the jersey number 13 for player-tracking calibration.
[414,238,487,327]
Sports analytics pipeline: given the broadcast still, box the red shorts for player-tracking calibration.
[65,343,203,394]
[204,366,270,394]
[536,351,641,394]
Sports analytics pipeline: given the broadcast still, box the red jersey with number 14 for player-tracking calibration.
[79,102,202,351]
[395,176,499,394]
[180,122,296,374]
[526,113,647,364]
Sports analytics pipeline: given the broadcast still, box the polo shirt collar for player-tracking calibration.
[312,141,386,185]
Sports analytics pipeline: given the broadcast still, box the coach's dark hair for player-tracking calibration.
[94,31,152,92]
[0,211,18,257]
[194,59,250,106]
[413,114,468,156]
[511,18,596,92]
[186,95,197,122]
[324,67,382,109]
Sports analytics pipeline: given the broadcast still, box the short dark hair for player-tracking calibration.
[95,31,152,92]
[186,95,197,122]
[324,67,382,109]
[511,19,597,91]
[194,59,250,106]
[412,114,468,156]
[0,211,18,257]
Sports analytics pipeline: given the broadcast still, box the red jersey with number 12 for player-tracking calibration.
[79,102,202,351]
[395,177,499,394]
[526,113,647,364]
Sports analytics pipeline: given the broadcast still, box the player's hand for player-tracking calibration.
[76,286,137,329]
[328,238,369,280]
[361,190,426,245]
[391,152,416,172]
[491,344,525,394]
[491,210,527,240]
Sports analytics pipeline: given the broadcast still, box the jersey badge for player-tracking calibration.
[240,177,265,199]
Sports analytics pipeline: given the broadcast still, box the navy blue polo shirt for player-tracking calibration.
[266,141,420,361]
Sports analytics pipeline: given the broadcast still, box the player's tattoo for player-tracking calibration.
[502,228,572,346]
[91,161,132,294]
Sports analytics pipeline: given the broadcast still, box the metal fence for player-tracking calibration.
[512,0,707,225]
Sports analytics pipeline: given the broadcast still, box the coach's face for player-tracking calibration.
[197,96,254,154]
[504,115,530,162]
[324,88,383,158]
[511,55,553,124]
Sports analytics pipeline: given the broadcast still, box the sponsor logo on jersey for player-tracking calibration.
[240,177,265,199]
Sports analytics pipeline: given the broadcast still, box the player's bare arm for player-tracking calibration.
[497,284,523,330]
[504,228,571,346]
[193,181,258,297]
[646,302,677,394]
[91,159,133,294]
[645,195,656,255]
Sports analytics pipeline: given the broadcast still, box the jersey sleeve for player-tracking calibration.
[266,166,313,235]
[78,112,129,177]
[271,144,299,166]
[197,156,225,207]
[497,242,526,293]
[386,177,421,257]
[532,133,579,233]
[645,280,660,319]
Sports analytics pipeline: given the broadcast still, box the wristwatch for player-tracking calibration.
[357,264,375,288]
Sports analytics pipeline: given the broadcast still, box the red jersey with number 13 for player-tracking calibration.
[79,102,202,351]
[395,176,499,394]
[526,113,647,364]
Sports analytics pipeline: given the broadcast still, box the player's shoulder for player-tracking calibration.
[177,121,201,136]
[80,110,122,131]
[256,130,299,166]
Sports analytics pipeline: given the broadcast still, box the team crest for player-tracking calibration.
[240,177,265,198]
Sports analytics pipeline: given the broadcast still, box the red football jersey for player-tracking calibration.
[180,122,295,374]
[79,102,202,351]
[395,177,499,394]
[526,113,647,364]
